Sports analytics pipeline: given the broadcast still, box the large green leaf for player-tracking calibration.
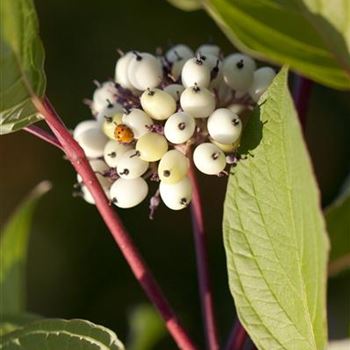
[0,314,39,337]
[223,67,329,350]
[0,181,51,314]
[0,319,125,350]
[200,0,350,90]
[127,304,166,350]
[167,0,201,11]
[325,174,350,277]
[0,0,46,135]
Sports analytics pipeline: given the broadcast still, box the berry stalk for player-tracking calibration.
[188,164,219,350]
[31,96,197,350]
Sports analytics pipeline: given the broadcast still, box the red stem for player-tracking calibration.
[32,96,197,350]
[292,75,313,130]
[188,165,219,350]
[24,125,63,150]
[225,321,247,350]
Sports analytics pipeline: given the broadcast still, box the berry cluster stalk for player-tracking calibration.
[31,96,197,350]
[188,164,219,350]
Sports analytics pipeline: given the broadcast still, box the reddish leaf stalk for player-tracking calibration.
[292,75,313,130]
[24,125,63,150]
[188,164,219,350]
[31,96,197,350]
[225,321,247,350]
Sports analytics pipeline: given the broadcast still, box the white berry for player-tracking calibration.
[211,138,240,153]
[117,149,149,179]
[202,54,222,88]
[193,143,226,175]
[75,127,108,158]
[159,176,192,210]
[92,81,118,114]
[249,67,276,102]
[136,133,168,162]
[110,177,148,209]
[180,85,216,118]
[223,54,256,92]
[181,57,211,88]
[103,140,133,168]
[122,109,153,138]
[96,102,124,124]
[164,112,195,144]
[102,113,123,139]
[166,44,194,63]
[115,51,135,90]
[73,120,99,140]
[127,52,163,90]
[207,108,242,144]
[163,84,185,102]
[158,150,190,184]
[196,44,221,57]
[140,88,176,120]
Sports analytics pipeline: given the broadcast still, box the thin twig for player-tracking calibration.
[188,164,219,350]
[31,96,197,350]
[292,75,313,130]
[225,320,247,350]
[24,124,63,150]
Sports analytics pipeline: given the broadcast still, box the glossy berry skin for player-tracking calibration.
[207,108,242,144]
[164,112,195,144]
[122,109,153,139]
[114,124,134,144]
[222,54,256,92]
[110,177,149,209]
[117,149,149,179]
[249,67,276,102]
[180,85,216,118]
[193,143,226,175]
[115,51,135,90]
[158,150,190,184]
[103,140,133,168]
[202,54,223,88]
[196,44,221,57]
[136,132,168,162]
[102,113,123,139]
[163,84,185,102]
[75,127,108,158]
[181,57,211,88]
[159,176,192,210]
[140,88,176,121]
[73,120,100,140]
[166,44,194,63]
[92,81,118,114]
[127,52,163,91]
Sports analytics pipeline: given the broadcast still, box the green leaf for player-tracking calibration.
[0,181,51,314]
[201,0,350,90]
[223,67,329,350]
[127,304,166,350]
[166,0,201,11]
[0,314,39,336]
[0,319,125,350]
[0,0,46,135]
[325,174,350,277]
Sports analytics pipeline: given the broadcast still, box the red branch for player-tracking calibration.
[24,125,63,150]
[188,165,219,350]
[225,321,247,350]
[32,96,197,350]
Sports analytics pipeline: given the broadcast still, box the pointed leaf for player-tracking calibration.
[202,0,350,89]
[0,319,125,350]
[0,182,51,314]
[0,0,46,134]
[223,67,329,350]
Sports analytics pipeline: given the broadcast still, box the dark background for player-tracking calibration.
[1,0,350,348]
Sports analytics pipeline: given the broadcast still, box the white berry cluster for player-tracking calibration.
[73,44,276,214]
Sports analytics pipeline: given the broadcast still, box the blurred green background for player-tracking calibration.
[1,0,350,348]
